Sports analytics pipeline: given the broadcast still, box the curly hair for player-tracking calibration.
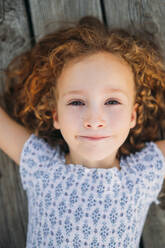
[2,15,165,160]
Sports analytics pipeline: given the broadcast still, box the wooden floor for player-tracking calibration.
[0,0,165,247]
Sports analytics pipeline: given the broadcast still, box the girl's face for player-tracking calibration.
[53,51,138,169]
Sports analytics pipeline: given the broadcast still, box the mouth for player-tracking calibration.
[79,136,109,141]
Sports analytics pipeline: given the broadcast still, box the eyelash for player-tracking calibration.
[68,99,121,106]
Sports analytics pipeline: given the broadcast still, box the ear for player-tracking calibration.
[52,109,60,130]
[130,103,138,129]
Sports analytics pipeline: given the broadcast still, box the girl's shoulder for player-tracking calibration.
[19,133,59,191]
[20,133,58,169]
[154,140,165,179]
[123,140,165,175]
[154,140,165,158]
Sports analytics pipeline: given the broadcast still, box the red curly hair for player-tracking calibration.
[2,16,165,160]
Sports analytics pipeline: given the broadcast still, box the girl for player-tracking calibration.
[1,16,165,248]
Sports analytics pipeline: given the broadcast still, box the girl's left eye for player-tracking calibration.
[105,100,120,105]
[68,100,120,106]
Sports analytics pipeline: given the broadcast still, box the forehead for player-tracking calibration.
[57,51,135,99]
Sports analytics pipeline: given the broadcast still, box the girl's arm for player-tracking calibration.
[0,107,32,165]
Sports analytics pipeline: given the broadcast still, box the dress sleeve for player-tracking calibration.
[19,133,56,191]
[144,141,165,204]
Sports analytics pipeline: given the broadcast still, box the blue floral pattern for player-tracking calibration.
[19,134,165,248]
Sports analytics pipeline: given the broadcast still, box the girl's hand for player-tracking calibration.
[0,107,32,165]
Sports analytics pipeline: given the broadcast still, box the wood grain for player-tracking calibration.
[28,0,103,41]
[103,0,165,60]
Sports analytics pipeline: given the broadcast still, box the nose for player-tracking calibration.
[83,111,106,129]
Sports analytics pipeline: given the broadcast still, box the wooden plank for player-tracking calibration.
[103,0,165,59]
[0,0,31,247]
[0,0,4,24]
[103,0,165,247]
[28,0,103,41]
[143,198,165,248]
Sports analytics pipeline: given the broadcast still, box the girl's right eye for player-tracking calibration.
[68,101,84,106]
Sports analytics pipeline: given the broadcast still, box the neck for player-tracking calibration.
[65,153,121,170]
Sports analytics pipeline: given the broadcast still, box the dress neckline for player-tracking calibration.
[58,148,124,175]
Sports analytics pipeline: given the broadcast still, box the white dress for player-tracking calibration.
[19,134,165,248]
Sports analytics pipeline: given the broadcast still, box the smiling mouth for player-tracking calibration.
[79,136,109,141]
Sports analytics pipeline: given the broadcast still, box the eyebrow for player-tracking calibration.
[62,89,128,98]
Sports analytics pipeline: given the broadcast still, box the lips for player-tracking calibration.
[80,136,109,140]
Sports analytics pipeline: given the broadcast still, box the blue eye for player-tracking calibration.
[106,100,120,105]
[68,101,85,106]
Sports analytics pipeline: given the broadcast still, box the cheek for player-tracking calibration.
[61,107,80,122]
[107,108,131,129]
[58,107,81,133]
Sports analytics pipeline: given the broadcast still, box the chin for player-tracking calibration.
[81,151,111,161]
